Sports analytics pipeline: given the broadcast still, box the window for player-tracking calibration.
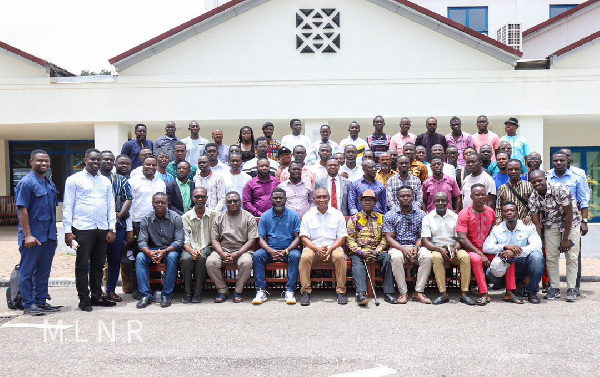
[9,140,94,201]
[549,5,578,18]
[448,7,488,35]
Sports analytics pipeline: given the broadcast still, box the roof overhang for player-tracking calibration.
[547,30,600,65]
[0,40,74,77]
[109,0,521,72]
[523,0,600,40]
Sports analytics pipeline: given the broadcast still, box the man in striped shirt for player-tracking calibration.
[495,159,533,225]
[366,115,391,163]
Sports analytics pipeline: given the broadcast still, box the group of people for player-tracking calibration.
[15,115,588,314]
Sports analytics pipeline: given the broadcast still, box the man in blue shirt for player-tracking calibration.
[500,118,531,171]
[547,150,589,296]
[15,149,60,315]
[252,188,302,305]
[121,124,154,169]
[348,159,387,215]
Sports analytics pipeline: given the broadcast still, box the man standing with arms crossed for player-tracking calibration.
[63,148,117,312]
[15,149,60,315]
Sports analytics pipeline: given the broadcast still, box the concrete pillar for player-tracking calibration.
[94,122,128,155]
[304,119,329,143]
[0,140,8,196]
[516,116,545,169]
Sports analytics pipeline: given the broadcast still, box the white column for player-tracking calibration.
[516,116,544,168]
[304,119,329,143]
[0,140,8,196]
[94,122,128,155]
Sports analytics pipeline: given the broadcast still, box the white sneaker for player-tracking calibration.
[285,291,296,305]
[252,289,268,305]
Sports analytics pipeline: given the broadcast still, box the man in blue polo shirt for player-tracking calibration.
[252,188,302,305]
[15,149,60,315]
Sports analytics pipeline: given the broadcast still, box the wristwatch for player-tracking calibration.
[582,218,588,223]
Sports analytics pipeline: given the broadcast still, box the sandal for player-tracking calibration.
[503,295,524,304]
[476,296,487,306]
[233,292,243,303]
[214,293,228,303]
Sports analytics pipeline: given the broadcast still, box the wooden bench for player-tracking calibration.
[0,196,18,225]
[148,216,467,298]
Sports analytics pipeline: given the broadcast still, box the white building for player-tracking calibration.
[1,0,600,220]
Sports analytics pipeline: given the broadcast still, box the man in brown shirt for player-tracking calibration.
[207,191,258,303]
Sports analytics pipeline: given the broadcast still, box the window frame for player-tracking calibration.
[549,4,578,18]
[447,6,489,36]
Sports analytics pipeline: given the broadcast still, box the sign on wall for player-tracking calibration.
[296,8,341,53]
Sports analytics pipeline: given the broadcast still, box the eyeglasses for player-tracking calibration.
[226,199,240,204]
[193,195,208,199]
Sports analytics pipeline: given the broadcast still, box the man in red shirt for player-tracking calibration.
[457,184,506,306]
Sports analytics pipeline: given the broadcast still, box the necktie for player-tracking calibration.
[331,178,338,209]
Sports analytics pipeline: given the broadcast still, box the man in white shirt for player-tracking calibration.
[426,144,456,178]
[340,144,363,182]
[307,125,338,164]
[338,121,368,161]
[62,148,117,312]
[205,142,228,177]
[129,148,153,179]
[181,120,209,168]
[222,153,251,209]
[308,143,332,181]
[316,158,350,215]
[298,187,349,306]
[194,156,226,212]
[421,192,476,306]
[461,153,496,208]
[280,119,312,151]
[126,155,167,299]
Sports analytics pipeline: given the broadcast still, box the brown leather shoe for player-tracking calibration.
[396,293,408,304]
[412,292,432,304]
[106,292,123,302]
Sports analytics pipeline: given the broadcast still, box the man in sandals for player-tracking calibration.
[207,191,258,303]
[457,184,497,306]
[483,201,544,304]
[422,192,476,305]
[252,188,302,305]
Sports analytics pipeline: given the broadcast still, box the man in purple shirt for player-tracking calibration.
[243,158,281,216]
[445,116,475,167]
[416,117,447,162]
[422,156,462,213]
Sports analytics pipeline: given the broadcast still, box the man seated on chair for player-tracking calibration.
[207,191,258,303]
[484,201,544,304]
[421,192,476,306]
[252,188,302,305]
[298,187,348,306]
[180,187,218,304]
[383,185,432,304]
[347,189,395,306]
[135,192,184,309]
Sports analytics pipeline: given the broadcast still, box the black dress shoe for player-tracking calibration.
[432,295,450,305]
[78,298,92,312]
[356,292,369,306]
[191,294,203,303]
[160,293,172,308]
[337,294,348,305]
[132,290,141,300]
[38,303,61,312]
[460,295,477,306]
[300,293,310,306]
[91,297,117,307]
[182,293,192,304]
[383,293,398,304]
[136,296,150,309]
[528,293,541,304]
[23,304,45,316]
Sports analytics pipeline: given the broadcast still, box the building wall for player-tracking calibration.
[523,7,600,59]
[0,52,47,78]
[550,43,600,69]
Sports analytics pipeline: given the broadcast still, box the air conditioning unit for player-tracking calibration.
[496,23,522,51]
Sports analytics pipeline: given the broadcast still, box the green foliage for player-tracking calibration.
[80,69,112,76]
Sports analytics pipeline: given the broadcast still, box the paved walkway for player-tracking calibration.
[2,225,600,281]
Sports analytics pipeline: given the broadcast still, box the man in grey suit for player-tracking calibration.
[316,158,350,216]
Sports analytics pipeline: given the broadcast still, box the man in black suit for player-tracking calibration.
[315,158,350,216]
[166,161,195,215]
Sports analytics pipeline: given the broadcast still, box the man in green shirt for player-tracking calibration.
[166,161,195,216]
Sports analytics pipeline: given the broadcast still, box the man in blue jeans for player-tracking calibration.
[136,192,184,309]
[252,188,302,305]
[483,201,544,304]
